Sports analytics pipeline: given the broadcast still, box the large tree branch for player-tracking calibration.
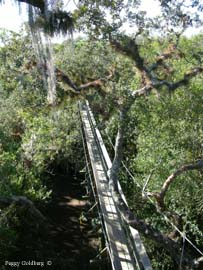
[16,0,45,12]
[108,106,186,265]
[55,68,78,91]
[108,108,126,189]
[148,43,177,71]
[109,35,203,96]
[55,67,114,93]
[107,104,201,268]
[26,60,114,94]
[110,38,145,72]
[108,113,183,265]
[132,85,153,97]
[131,67,203,98]
[148,159,203,211]
[109,37,180,87]
[157,67,203,92]
[109,172,195,268]
[109,35,152,86]
[160,159,203,199]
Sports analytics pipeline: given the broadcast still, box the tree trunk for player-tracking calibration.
[108,106,196,269]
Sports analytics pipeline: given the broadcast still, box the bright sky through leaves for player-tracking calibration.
[0,0,202,39]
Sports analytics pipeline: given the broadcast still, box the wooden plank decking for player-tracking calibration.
[79,101,152,270]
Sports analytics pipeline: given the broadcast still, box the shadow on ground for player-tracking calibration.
[44,173,99,270]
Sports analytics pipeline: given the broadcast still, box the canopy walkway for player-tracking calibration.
[79,101,152,270]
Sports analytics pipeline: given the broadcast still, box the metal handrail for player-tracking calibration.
[78,102,112,266]
[80,100,152,270]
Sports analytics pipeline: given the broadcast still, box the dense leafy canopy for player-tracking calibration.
[0,0,203,269]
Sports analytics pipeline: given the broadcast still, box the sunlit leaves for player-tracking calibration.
[21,105,79,171]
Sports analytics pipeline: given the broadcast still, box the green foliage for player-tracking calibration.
[55,39,115,85]
[0,30,82,264]
[0,11,203,268]
[20,105,79,170]
[89,35,203,267]
[0,202,49,267]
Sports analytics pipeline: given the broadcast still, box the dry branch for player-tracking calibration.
[25,60,114,95]
[159,67,203,91]
[55,68,78,91]
[56,67,114,93]
[109,179,195,268]
[148,43,178,72]
[148,159,203,211]
[109,171,203,269]
[109,35,203,97]
[109,35,152,86]
[130,66,203,98]
[110,38,145,72]
[132,85,153,97]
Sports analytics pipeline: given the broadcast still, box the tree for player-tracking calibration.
[69,1,203,268]
[0,29,84,266]
[0,0,203,268]
[54,35,203,269]
[72,1,202,267]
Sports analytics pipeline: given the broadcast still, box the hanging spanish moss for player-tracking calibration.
[28,2,57,105]
[45,34,57,105]
[28,5,47,80]
[0,0,74,105]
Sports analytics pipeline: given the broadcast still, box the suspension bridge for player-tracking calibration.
[79,100,152,270]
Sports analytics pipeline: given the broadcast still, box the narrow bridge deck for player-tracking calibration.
[79,101,152,270]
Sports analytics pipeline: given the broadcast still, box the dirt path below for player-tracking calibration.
[45,173,99,270]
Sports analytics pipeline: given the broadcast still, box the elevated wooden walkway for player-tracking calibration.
[79,101,152,270]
